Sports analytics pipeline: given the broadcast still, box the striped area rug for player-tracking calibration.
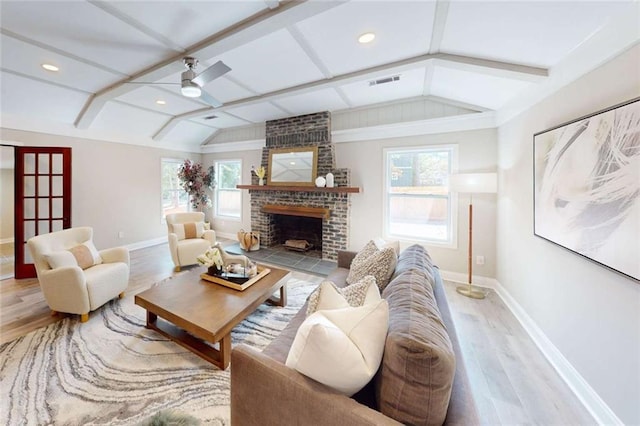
[0,274,321,425]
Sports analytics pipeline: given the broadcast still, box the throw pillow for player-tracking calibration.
[172,222,205,240]
[306,276,380,316]
[374,237,400,256]
[347,240,397,291]
[46,241,103,270]
[45,250,77,269]
[286,299,389,396]
[68,241,103,269]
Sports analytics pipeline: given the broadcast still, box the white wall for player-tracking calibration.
[336,128,497,277]
[1,168,14,241]
[497,45,640,424]
[0,128,198,250]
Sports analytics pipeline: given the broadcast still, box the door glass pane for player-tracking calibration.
[38,176,49,196]
[52,176,63,196]
[52,198,63,218]
[52,220,64,232]
[38,220,50,235]
[24,176,35,196]
[52,154,63,174]
[24,221,36,240]
[38,153,50,174]
[38,198,49,218]
[24,199,35,219]
[24,153,36,174]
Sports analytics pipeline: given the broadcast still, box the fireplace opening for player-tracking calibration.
[273,214,322,254]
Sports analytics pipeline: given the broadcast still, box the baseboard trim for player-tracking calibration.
[0,237,15,244]
[439,270,497,289]
[492,280,623,426]
[214,231,237,240]
[124,237,166,252]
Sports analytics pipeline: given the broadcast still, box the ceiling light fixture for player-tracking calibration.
[358,32,375,44]
[156,100,166,105]
[181,81,201,98]
[41,63,59,72]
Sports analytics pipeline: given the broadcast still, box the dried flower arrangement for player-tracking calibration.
[177,159,215,209]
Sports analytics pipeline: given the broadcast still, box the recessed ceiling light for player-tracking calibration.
[156,100,166,105]
[41,63,59,72]
[358,32,375,44]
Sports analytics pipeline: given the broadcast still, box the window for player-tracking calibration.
[384,146,457,247]
[215,159,241,219]
[161,158,189,219]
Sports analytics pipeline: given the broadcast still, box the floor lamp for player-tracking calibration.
[449,173,497,299]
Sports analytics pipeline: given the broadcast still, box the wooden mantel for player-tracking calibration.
[237,185,360,193]
[261,204,330,220]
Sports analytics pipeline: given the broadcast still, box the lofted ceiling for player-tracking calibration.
[0,1,637,152]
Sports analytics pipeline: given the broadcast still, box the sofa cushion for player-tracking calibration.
[376,268,455,426]
[172,222,205,240]
[347,241,397,291]
[286,300,389,396]
[391,244,435,283]
[306,276,379,316]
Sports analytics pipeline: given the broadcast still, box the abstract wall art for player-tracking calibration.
[534,98,639,282]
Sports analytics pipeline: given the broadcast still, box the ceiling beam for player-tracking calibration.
[152,52,546,141]
[74,1,346,129]
[429,0,450,54]
[153,107,220,140]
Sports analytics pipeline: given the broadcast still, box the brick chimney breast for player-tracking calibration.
[248,111,351,261]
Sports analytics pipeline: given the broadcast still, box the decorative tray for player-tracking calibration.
[200,266,271,291]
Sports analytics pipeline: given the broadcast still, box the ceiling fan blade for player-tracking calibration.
[192,60,231,86]
[124,82,180,85]
[199,90,223,108]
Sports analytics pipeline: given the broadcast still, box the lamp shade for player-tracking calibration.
[449,173,497,194]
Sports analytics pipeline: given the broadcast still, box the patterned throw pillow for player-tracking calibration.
[306,276,379,316]
[347,240,397,291]
[172,222,205,240]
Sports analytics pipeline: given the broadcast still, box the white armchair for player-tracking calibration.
[27,227,130,323]
[166,212,216,271]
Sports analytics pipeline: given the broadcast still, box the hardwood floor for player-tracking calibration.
[0,243,596,424]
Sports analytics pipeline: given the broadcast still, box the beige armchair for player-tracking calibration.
[166,212,216,271]
[27,227,130,323]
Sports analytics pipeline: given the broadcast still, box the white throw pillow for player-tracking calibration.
[45,251,77,269]
[286,299,389,396]
[306,276,380,316]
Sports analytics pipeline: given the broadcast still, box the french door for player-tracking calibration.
[14,147,72,279]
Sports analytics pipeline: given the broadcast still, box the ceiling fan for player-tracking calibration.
[128,57,231,107]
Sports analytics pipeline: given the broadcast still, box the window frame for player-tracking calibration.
[382,145,459,249]
[214,159,242,221]
[160,157,190,223]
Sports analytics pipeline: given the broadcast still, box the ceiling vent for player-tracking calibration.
[369,75,400,86]
[203,115,218,120]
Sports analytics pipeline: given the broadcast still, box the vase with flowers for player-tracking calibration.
[252,165,266,186]
[197,246,224,276]
[177,159,215,210]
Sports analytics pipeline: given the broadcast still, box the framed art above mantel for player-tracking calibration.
[533,97,639,282]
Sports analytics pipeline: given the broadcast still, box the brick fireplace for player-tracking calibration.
[242,111,356,261]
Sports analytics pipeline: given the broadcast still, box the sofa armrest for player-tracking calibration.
[99,247,129,266]
[337,250,358,269]
[231,345,401,426]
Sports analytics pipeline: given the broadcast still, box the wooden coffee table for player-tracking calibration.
[134,264,290,370]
